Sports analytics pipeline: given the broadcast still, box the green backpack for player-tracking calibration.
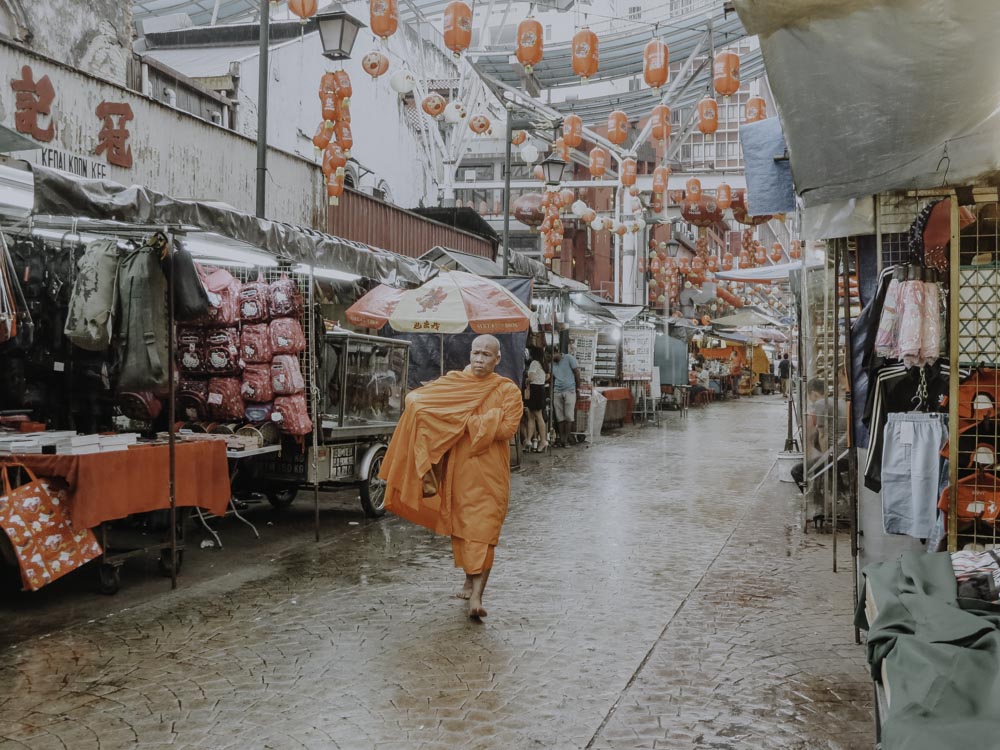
[63,239,119,351]
[117,245,169,391]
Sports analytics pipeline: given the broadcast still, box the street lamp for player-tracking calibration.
[255,0,364,218]
[539,153,568,186]
[664,239,681,258]
[315,4,366,60]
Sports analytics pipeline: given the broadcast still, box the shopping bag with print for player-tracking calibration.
[0,464,102,591]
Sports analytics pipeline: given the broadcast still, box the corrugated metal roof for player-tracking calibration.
[420,247,503,276]
[134,0,259,26]
[140,46,254,78]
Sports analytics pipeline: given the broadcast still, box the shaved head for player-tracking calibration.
[472,334,500,353]
[470,335,501,377]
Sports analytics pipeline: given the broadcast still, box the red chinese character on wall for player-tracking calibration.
[10,65,55,142]
[95,102,134,168]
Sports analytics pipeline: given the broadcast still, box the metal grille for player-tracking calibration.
[947,200,1000,552]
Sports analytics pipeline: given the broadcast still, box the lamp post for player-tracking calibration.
[254,1,364,219]
[538,153,568,186]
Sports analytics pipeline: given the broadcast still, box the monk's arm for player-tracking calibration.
[466,384,524,454]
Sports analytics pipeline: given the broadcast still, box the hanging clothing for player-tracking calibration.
[851,267,895,449]
[863,361,957,492]
[875,278,943,367]
[881,412,947,538]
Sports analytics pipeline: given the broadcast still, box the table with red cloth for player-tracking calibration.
[596,387,633,426]
[5,441,231,531]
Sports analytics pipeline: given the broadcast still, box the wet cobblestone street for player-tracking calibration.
[0,397,873,749]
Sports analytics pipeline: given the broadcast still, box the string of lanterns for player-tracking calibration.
[313,69,353,206]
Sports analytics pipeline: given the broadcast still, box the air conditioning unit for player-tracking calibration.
[464,170,477,182]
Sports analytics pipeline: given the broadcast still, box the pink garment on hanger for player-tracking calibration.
[919,281,942,367]
[875,278,902,359]
[897,280,925,367]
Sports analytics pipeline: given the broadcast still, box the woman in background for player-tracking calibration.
[524,348,549,452]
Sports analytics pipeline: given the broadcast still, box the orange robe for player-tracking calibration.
[381,368,523,574]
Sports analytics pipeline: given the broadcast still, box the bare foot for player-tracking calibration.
[468,597,487,619]
[455,575,473,599]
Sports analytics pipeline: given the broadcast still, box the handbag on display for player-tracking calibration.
[118,391,163,421]
[177,379,209,421]
[271,354,305,396]
[204,328,241,374]
[176,327,206,373]
[193,265,241,327]
[273,394,313,435]
[239,273,270,323]
[207,377,245,421]
[240,323,272,364]
[63,238,119,351]
[237,421,281,447]
[165,246,211,321]
[0,465,103,591]
[241,364,274,403]
[269,317,307,355]
[269,274,303,318]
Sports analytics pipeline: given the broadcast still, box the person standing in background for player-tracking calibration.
[551,348,581,447]
[778,353,793,397]
[524,348,548,452]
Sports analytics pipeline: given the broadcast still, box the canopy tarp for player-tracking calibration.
[733,0,1000,206]
[714,261,802,283]
[24,162,436,286]
[712,309,785,328]
[570,292,619,322]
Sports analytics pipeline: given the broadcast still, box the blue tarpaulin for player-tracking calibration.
[740,117,796,216]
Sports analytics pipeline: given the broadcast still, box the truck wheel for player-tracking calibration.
[359,448,387,518]
[97,564,121,595]
[266,485,299,509]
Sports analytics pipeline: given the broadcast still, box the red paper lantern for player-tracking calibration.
[643,39,669,92]
[745,96,766,123]
[650,104,671,146]
[361,52,390,79]
[685,177,702,200]
[289,0,318,21]
[312,121,335,151]
[563,114,583,149]
[516,18,544,73]
[370,0,399,39]
[469,114,491,134]
[511,130,527,146]
[422,94,446,118]
[572,27,599,82]
[443,2,473,57]
[713,50,740,98]
[512,193,545,227]
[589,146,608,178]
[697,97,719,136]
[652,165,670,195]
[607,110,628,146]
[558,188,575,209]
[621,158,637,187]
[717,183,732,210]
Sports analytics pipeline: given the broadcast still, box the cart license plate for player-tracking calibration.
[330,445,355,478]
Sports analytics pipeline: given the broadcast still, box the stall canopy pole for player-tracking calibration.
[309,266,320,542]
[167,230,178,590]
[501,108,513,277]
[840,239,861,643]
[255,0,271,218]
[947,197,961,552]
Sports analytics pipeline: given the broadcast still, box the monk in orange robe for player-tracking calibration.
[381,334,523,619]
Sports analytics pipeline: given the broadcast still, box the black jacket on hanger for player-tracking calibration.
[851,267,895,449]
[863,361,955,492]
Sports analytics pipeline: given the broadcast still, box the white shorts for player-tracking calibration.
[553,390,576,422]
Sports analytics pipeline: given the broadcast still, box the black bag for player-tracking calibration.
[164,246,210,321]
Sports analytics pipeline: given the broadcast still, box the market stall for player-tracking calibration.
[0,159,436,593]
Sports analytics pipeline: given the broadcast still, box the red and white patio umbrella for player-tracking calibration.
[346,271,531,334]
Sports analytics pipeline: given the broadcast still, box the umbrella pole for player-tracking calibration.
[440,333,444,377]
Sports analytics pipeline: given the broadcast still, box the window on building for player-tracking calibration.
[728,142,738,158]
[692,144,703,160]
[681,144,691,161]
[704,143,714,160]
[628,5,642,20]
[628,76,641,92]
[545,25,552,40]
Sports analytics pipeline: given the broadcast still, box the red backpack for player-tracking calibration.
[194,266,241,327]
[269,274,303,318]
[207,377,245,420]
[271,355,305,396]
[176,327,206,374]
[239,273,270,323]
[269,317,307,355]
[205,328,241,374]
[274,394,313,435]
[240,324,272,364]
[241,364,274,403]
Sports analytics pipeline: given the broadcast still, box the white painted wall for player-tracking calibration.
[13,0,132,84]
[0,44,325,228]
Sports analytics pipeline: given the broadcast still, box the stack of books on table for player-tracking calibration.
[0,436,45,454]
[98,433,139,452]
[53,434,102,455]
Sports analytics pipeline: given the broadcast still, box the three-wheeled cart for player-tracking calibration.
[257,330,409,518]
